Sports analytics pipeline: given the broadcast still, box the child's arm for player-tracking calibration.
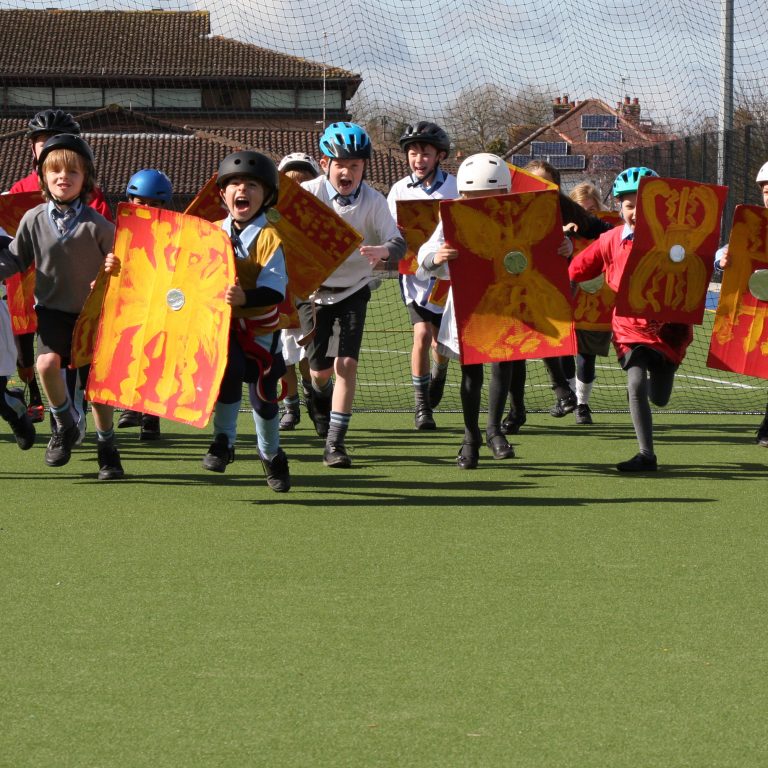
[568,235,606,283]
[0,220,33,281]
[361,194,406,267]
[714,244,729,270]
[225,280,283,308]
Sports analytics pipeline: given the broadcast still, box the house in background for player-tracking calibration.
[0,9,409,210]
[506,95,674,199]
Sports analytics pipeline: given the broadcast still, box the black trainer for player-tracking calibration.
[311,394,332,439]
[486,433,515,459]
[457,441,480,469]
[97,441,125,480]
[44,422,80,467]
[323,441,351,468]
[202,433,234,472]
[575,403,593,425]
[428,374,447,409]
[414,405,436,430]
[261,448,291,492]
[616,453,658,472]
[8,411,36,451]
[550,390,577,418]
[501,408,527,435]
[279,406,300,431]
[756,418,768,448]
[118,409,142,428]
[140,414,161,441]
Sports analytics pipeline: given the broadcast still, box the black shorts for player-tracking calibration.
[298,285,371,370]
[576,329,611,357]
[35,306,79,364]
[407,302,442,328]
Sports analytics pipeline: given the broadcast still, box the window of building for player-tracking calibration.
[154,89,202,108]
[297,90,342,109]
[104,88,153,108]
[55,88,104,108]
[7,87,53,106]
[250,89,295,109]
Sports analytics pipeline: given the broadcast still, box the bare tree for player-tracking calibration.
[348,91,418,148]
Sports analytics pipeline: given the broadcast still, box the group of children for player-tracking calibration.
[1,108,767,491]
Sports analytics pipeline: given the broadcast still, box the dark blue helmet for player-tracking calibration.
[126,169,173,203]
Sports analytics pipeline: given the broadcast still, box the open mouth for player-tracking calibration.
[234,196,251,212]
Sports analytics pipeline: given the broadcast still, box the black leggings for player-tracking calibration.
[625,350,676,456]
[460,361,514,444]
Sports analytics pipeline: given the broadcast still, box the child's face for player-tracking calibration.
[220,176,266,223]
[45,162,84,203]
[321,157,365,197]
[761,182,768,208]
[579,197,599,213]
[407,143,443,180]
[129,196,166,209]
[31,134,54,161]
[619,193,637,229]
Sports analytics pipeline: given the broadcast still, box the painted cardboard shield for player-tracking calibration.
[267,172,363,300]
[508,164,559,193]
[86,203,235,428]
[70,268,109,368]
[442,189,575,364]
[0,191,44,334]
[396,198,441,275]
[615,177,727,324]
[707,204,768,379]
[571,211,622,331]
[184,173,225,222]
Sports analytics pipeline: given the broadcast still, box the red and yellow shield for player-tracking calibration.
[396,198,441,275]
[707,204,768,379]
[0,191,44,334]
[616,177,727,324]
[441,189,575,364]
[86,203,235,428]
[184,173,225,222]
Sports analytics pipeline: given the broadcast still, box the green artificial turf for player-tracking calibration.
[1,411,767,766]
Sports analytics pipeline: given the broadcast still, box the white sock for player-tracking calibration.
[576,379,594,405]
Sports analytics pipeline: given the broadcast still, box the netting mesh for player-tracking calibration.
[1,0,767,412]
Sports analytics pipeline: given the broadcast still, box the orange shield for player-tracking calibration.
[707,204,768,379]
[396,199,441,275]
[0,191,44,334]
[616,177,727,324]
[442,189,575,364]
[86,203,235,427]
[184,173,225,222]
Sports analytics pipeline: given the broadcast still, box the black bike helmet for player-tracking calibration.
[398,121,451,155]
[36,134,96,201]
[26,109,81,140]
[216,151,279,211]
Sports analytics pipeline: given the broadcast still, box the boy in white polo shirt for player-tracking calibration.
[299,122,405,468]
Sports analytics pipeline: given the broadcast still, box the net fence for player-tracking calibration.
[0,0,766,413]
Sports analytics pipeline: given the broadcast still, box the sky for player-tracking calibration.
[6,0,768,130]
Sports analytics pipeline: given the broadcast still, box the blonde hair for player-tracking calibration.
[284,168,316,183]
[525,159,560,187]
[569,182,605,212]
[40,148,95,202]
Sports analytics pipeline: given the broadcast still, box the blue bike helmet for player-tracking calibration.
[612,166,658,198]
[319,122,371,160]
[126,169,173,203]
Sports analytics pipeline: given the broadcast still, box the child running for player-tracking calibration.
[387,121,458,430]
[0,134,124,479]
[299,122,404,468]
[201,151,291,492]
[569,166,692,472]
[417,152,516,469]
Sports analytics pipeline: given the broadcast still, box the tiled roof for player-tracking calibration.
[0,10,361,84]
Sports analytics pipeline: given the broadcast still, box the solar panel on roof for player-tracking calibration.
[586,130,623,143]
[591,154,622,170]
[531,140,568,155]
[546,154,586,170]
[581,114,618,130]
[510,155,536,167]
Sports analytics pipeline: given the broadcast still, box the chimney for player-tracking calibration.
[553,94,573,118]
[623,96,641,124]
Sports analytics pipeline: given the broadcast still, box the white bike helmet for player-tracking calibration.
[756,162,768,185]
[457,153,511,193]
[278,152,321,178]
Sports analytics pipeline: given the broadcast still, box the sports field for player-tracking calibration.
[2,406,767,766]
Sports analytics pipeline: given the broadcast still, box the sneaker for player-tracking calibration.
[414,405,436,430]
[140,414,161,441]
[457,441,480,469]
[311,395,331,439]
[616,453,658,472]
[279,407,300,431]
[97,441,125,480]
[575,403,593,425]
[428,374,447,409]
[261,449,291,492]
[202,433,234,472]
[501,408,527,435]
[486,433,515,459]
[44,422,80,467]
[117,409,142,428]
[8,412,35,451]
[550,391,577,418]
[323,441,352,468]
[756,418,768,448]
